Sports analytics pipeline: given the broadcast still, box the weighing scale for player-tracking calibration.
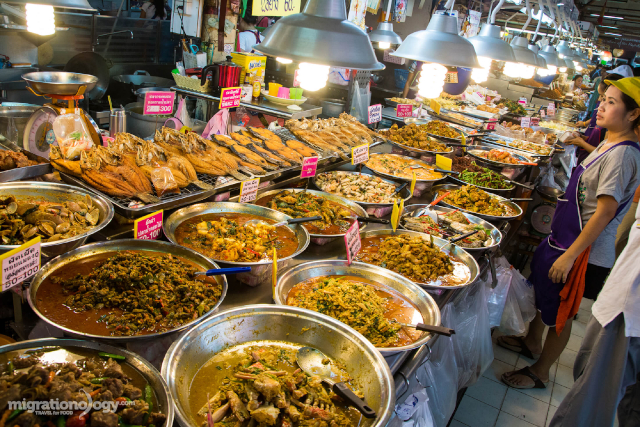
[529,186,565,237]
[21,72,103,159]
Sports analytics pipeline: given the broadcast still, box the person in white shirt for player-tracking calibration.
[237,3,264,53]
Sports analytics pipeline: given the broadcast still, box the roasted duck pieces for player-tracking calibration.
[50,145,82,177]
[79,147,160,203]
[247,127,304,165]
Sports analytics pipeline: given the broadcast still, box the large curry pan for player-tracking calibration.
[253,189,369,238]
[431,183,523,221]
[0,338,174,427]
[163,202,310,266]
[27,239,228,343]
[377,128,454,155]
[0,182,114,258]
[364,153,448,183]
[354,229,479,290]
[274,260,441,356]
[466,146,535,172]
[161,305,394,427]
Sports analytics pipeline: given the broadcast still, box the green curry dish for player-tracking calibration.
[55,251,222,336]
[288,277,402,346]
[268,191,353,232]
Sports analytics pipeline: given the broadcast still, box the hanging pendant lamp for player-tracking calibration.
[369,22,403,49]
[468,23,516,63]
[539,45,561,67]
[510,36,538,67]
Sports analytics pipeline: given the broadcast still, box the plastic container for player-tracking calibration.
[394,69,410,89]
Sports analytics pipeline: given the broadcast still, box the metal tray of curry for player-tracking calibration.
[377,125,454,155]
[352,229,479,290]
[364,153,447,183]
[161,305,394,427]
[274,260,441,356]
[163,202,310,265]
[0,338,174,427]
[27,239,228,342]
[431,183,523,221]
[253,189,369,238]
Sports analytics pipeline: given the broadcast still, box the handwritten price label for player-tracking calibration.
[521,116,531,128]
[134,210,163,240]
[485,118,497,131]
[548,102,555,117]
[143,92,175,115]
[368,104,382,124]
[2,237,40,291]
[240,178,260,203]
[351,143,369,165]
[518,97,527,106]
[541,109,546,118]
[219,87,242,109]
[344,220,361,265]
[396,104,413,118]
[300,157,318,178]
[531,117,540,126]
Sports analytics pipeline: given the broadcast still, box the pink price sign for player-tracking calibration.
[219,87,242,109]
[300,157,319,178]
[396,104,413,118]
[343,220,361,265]
[485,118,497,131]
[143,92,175,115]
[134,210,163,240]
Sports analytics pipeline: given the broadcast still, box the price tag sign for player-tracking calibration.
[531,117,540,126]
[219,87,242,109]
[344,220,361,265]
[541,109,546,118]
[436,154,453,171]
[143,92,176,115]
[548,103,556,117]
[2,237,40,291]
[396,104,413,118]
[134,210,163,240]
[391,199,404,232]
[272,247,277,300]
[430,99,441,115]
[351,143,369,165]
[518,97,527,106]
[485,118,497,131]
[300,157,319,178]
[521,116,531,128]
[239,178,260,203]
[368,104,382,124]
[410,171,417,196]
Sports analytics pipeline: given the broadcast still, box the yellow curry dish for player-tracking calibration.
[438,185,518,217]
[365,154,444,181]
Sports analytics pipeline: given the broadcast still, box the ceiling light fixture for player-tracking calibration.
[369,0,403,50]
[589,14,623,19]
[605,33,622,36]
[6,0,94,35]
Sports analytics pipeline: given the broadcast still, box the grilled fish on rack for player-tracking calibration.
[136,142,213,191]
[226,133,278,170]
[209,137,266,175]
[50,146,82,177]
[246,127,304,164]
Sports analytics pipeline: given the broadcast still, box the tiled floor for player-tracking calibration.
[451,298,620,427]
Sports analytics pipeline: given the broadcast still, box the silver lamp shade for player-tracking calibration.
[510,36,538,67]
[6,0,94,9]
[539,45,561,68]
[564,57,575,70]
[468,23,516,63]
[556,40,578,59]
[391,13,480,68]
[528,44,547,69]
[253,0,384,70]
[369,22,403,46]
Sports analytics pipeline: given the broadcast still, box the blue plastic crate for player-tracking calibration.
[394,69,410,89]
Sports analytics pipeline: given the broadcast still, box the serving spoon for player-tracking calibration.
[245,216,323,228]
[194,267,252,276]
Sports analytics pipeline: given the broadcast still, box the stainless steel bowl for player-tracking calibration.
[378,128,454,155]
[312,170,412,207]
[445,171,514,196]
[274,260,441,356]
[22,72,99,96]
[431,183,523,221]
[161,305,394,427]
[27,239,228,342]
[365,153,447,183]
[0,338,174,427]
[163,202,310,265]
[254,189,369,238]
[466,146,534,171]
[0,182,114,258]
[356,229,479,290]
[477,138,554,159]
[401,204,502,253]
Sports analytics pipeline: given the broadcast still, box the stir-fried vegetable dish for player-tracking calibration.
[378,124,450,152]
[0,348,166,427]
[175,214,299,262]
[423,121,461,139]
[439,186,517,217]
[402,211,493,248]
[189,344,362,427]
[50,252,222,336]
[315,171,401,204]
[287,276,422,347]
[365,154,443,181]
[458,167,512,189]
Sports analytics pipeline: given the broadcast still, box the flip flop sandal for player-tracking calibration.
[501,366,548,389]
[497,336,540,359]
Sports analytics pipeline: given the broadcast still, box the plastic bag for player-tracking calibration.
[510,267,536,323]
[150,166,180,197]
[500,287,525,336]
[236,106,251,127]
[395,390,430,422]
[175,96,192,129]
[53,113,94,160]
[485,266,512,328]
[539,165,562,191]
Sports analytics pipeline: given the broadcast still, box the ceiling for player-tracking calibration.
[577,0,640,41]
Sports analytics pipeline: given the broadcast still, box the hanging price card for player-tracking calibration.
[2,237,40,291]
[219,87,242,109]
[541,109,546,118]
[548,103,556,117]
[436,154,453,171]
[300,157,319,178]
[143,92,176,115]
[344,220,361,265]
[396,104,413,118]
[485,118,497,131]
[531,117,540,126]
[521,116,531,128]
[430,99,441,115]
[368,104,382,124]
[351,143,369,165]
[134,210,164,240]
[518,97,527,106]
[239,178,260,203]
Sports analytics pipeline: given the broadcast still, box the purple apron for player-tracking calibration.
[577,106,603,166]
[530,140,640,326]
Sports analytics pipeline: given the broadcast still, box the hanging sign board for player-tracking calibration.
[253,0,300,16]
[143,92,175,115]
[219,87,242,109]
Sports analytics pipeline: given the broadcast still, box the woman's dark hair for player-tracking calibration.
[152,0,165,18]
[242,2,258,25]
[573,74,583,81]
[620,91,640,128]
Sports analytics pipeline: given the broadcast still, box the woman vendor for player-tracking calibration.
[498,77,640,390]
[568,74,584,92]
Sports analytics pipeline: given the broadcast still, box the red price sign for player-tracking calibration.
[531,117,540,126]
[143,92,175,115]
[134,210,164,240]
[344,220,361,265]
[300,157,318,178]
[485,118,497,131]
[396,104,413,118]
[368,104,382,124]
[219,87,242,109]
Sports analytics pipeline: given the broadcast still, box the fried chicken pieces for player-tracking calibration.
[0,150,39,170]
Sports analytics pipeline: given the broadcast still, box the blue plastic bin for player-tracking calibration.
[394,69,410,89]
